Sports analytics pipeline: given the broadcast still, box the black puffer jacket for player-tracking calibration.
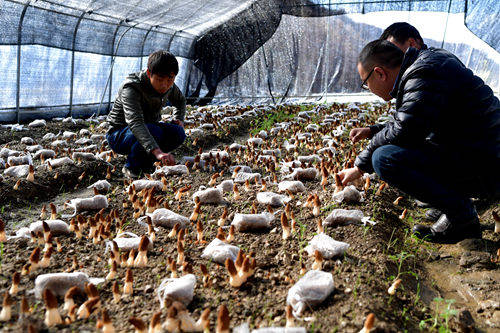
[355,47,500,174]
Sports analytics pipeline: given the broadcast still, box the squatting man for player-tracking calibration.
[106,50,187,178]
[339,32,499,243]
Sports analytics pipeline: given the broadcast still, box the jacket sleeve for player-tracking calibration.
[368,123,386,137]
[355,75,440,173]
[122,86,160,154]
[168,84,187,122]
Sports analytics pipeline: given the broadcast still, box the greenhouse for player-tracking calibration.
[0,0,499,332]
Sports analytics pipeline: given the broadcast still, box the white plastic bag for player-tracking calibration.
[323,209,364,226]
[332,185,362,203]
[234,172,261,184]
[231,212,274,232]
[34,272,89,298]
[278,181,306,193]
[87,180,112,192]
[29,220,70,236]
[286,270,334,316]
[192,187,225,204]
[304,233,350,259]
[3,164,29,177]
[147,208,189,228]
[153,165,188,177]
[256,192,290,207]
[128,179,163,192]
[157,274,196,308]
[217,179,234,193]
[201,238,240,264]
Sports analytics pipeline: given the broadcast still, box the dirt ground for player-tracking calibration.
[0,104,498,333]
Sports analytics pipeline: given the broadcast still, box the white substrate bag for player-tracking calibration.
[72,152,96,161]
[87,180,111,192]
[45,157,74,168]
[332,185,362,203]
[304,233,350,259]
[28,119,46,128]
[280,161,302,173]
[147,208,189,228]
[323,209,364,226]
[157,274,196,308]
[25,145,42,153]
[3,164,29,177]
[287,270,334,317]
[201,238,240,264]
[247,137,264,146]
[153,165,188,177]
[278,181,306,193]
[128,179,163,192]
[284,168,318,181]
[254,328,306,333]
[234,172,261,184]
[7,154,32,166]
[230,165,252,174]
[21,137,34,145]
[192,187,225,204]
[0,147,21,158]
[109,233,153,252]
[64,195,108,217]
[33,272,103,298]
[33,149,55,160]
[232,212,274,232]
[217,179,234,193]
[29,220,70,236]
[256,192,290,207]
[234,325,306,333]
[229,143,246,151]
[297,155,321,164]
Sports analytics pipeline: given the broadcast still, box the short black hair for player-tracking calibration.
[380,22,424,45]
[358,40,404,71]
[147,50,179,76]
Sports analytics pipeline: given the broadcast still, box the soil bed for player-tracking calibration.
[0,103,498,332]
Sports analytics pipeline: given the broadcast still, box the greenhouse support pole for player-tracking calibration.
[69,10,88,118]
[16,1,31,124]
[108,22,123,113]
[139,26,155,70]
[440,0,453,48]
[98,21,141,116]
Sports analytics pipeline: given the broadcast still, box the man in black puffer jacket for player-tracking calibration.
[339,39,500,243]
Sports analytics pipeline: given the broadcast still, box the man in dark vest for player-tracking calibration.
[339,39,500,242]
[106,50,186,178]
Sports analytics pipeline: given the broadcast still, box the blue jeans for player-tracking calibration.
[106,122,186,172]
[372,145,499,221]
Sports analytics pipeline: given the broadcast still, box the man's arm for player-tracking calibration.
[122,86,160,154]
[355,78,439,173]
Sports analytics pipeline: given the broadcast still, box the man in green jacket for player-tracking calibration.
[106,50,186,178]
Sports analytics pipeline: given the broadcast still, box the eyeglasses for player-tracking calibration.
[360,68,375,90]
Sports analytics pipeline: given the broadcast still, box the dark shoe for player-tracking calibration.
[122,166,140,179]
[413,214,481,243]
[425,208,443,222]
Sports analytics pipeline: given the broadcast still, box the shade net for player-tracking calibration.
[0,0,498,121]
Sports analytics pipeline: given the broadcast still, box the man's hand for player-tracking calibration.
[338,166,363,186]
[349,127,371,143]
[172,119,184,128]
[151,148,175,166]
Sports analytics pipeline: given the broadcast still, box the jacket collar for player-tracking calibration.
[390,46,421,98]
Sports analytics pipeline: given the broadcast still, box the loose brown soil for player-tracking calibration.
[0,103,498,333]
